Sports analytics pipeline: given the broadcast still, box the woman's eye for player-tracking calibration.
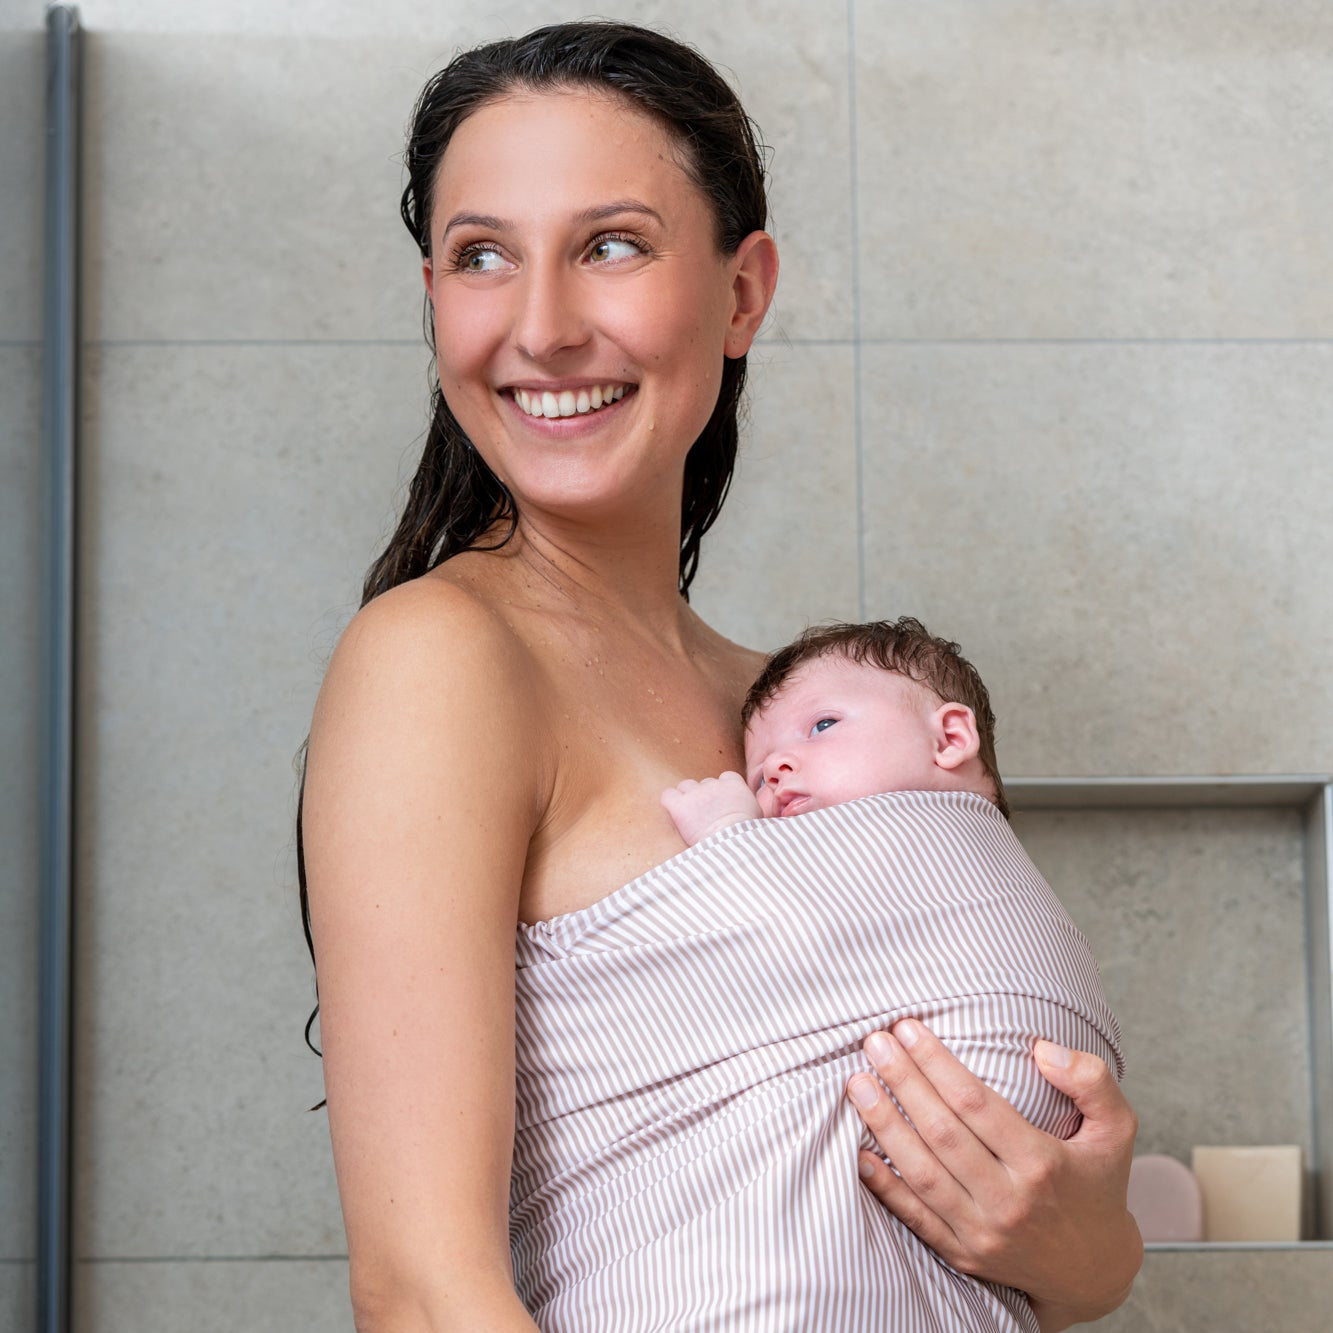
[811,718,838,736]
[455,245,508,273]
[587,235,642,264]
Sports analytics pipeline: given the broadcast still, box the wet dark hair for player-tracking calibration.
[741,618,1010,819]
[298,21,772,1081]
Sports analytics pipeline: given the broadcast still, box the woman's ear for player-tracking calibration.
[725,230,780,358]
[422,256,436,303]
[931,703,981,771]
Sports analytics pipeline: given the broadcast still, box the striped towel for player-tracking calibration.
[513,790,1123,1332]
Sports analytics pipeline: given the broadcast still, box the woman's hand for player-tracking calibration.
[846,1020,1142,1332]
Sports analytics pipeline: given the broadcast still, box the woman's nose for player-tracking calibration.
[513,264,590,363]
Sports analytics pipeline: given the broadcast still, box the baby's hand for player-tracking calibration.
[661,772,763,846]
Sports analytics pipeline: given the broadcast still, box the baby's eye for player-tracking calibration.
[587,235,643,264]
[810,717,838,736]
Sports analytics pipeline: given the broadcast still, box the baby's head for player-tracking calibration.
[741,618,1009,820]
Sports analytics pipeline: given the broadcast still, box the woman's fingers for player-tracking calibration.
[1033,1040,1139,1150]
[884,1020,1050,1169]
[855,1150,967,1268]
[847,1030,995,1211]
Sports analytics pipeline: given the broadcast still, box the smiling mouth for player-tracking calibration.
[511,384,633,419]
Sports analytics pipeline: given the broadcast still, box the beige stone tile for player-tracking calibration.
[859,342,1333,777]
[854,0,1333,338]
[84,3,849,342]
[1094,1247,1333,1332]
[0,347,42,1260]
[0,26,43,342]
[1011,807,1312,1167]
[690,340,860,652]
[0,1263,37,1333]
[82,32,428,343]
[74,343,431,1254]
[75,1258,352,1333]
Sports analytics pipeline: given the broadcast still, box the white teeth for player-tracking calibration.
[513,384,632,418]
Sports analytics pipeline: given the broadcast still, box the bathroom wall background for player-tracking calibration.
[8,1,1333,1329]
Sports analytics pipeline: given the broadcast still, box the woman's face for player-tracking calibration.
[423,88,767,530]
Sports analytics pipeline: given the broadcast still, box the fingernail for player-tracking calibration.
[848,1076,880,1108]
[895,1019,920,1048]
[865,1031,892,1063]
[858,1155,876,1179]
[1036,1039,1071,1068]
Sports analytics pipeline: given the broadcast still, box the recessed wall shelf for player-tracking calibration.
[1007,776,1333,1248]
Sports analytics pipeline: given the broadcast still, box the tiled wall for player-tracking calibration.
[11,1,1331,1329]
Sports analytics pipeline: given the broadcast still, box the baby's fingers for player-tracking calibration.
[660,780,699,809]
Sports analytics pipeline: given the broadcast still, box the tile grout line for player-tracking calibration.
[50,336,1333,349]
[855,337,1333,347]
[847,0,866,620]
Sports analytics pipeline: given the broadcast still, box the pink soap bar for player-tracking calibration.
[1127,1154,1203,1242]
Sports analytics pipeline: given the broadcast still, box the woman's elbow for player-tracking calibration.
[349,1257,537,1333]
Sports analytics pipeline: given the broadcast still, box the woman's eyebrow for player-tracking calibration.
[440,200,665,240]
[574,199,665,227]
[440,211,508,239]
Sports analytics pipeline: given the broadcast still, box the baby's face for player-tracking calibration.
[744,656,948,818]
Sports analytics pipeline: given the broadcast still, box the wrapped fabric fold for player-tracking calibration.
[513,790,1123,1332]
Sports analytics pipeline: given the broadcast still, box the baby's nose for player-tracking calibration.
[763,755,795,784]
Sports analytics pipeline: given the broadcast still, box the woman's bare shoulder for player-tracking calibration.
[333,570,530,672]
[320,569,542,706]
[310,571,551,805]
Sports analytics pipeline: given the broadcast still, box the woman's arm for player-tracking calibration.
[304,582,549,1333]
[847,1022,1141,1331]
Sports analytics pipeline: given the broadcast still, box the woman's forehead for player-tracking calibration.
[431,87,697,218]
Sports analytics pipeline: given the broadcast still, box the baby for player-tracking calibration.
[663,615,1008,846]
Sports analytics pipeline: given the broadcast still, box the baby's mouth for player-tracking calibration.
[511,384,633,419]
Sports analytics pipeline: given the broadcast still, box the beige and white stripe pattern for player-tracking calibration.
[512,790,1123,1331]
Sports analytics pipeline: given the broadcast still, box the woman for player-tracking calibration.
[300,21,1141,1332]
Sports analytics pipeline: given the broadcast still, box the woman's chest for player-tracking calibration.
[517,663,747,924]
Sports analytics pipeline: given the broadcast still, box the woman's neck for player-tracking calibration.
[489,508,699,650]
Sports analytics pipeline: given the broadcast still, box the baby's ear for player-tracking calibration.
[931,702,981,771]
